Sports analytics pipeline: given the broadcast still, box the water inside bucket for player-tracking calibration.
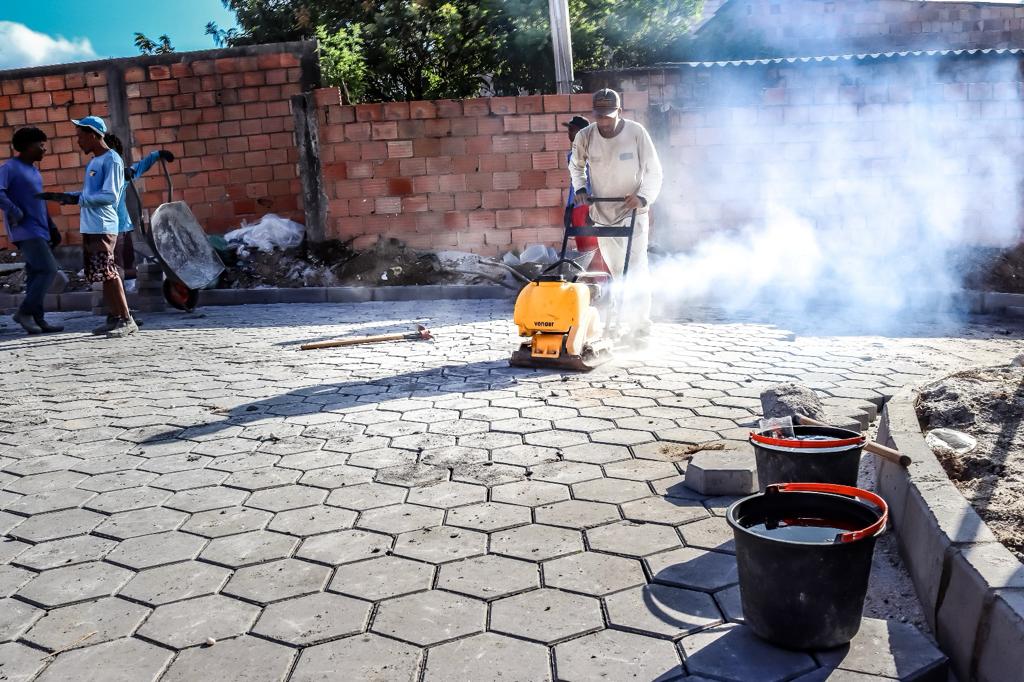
[741,515,864,543]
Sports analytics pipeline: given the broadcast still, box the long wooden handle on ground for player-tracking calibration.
[794,414,912,467]
[300,325,433,351]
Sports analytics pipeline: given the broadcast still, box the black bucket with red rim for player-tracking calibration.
[750,425,865,488]
[726,483,888,650]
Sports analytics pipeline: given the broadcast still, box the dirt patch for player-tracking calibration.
[962,244,1024,293]
[916,365,1024,561]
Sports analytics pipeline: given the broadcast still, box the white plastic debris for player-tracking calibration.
[926,428,977,456]
[224,214,304,252]
[519,243,558,265]
[502,252,521,267]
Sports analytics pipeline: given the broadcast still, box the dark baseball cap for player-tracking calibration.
[592,89,621,115]
[563,115,590,130]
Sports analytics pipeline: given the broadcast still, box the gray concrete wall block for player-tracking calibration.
[271,288,327,304]
[326,287,374,303]
[976,589,1024,682]
[937,543,1024,682]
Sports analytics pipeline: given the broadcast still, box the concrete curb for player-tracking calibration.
[877,389,1024,682]
[0,284,515,313]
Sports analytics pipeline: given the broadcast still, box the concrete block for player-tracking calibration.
[937,543,1024,682]
[272,288,327,303]
[0,294,18,311]
[43,293,59,312]
[326,287,373,303]
[371,285,439,302]
[684,447,757,496]
[983,291,1024,312]
[466,284,515,299]
[977,589,1024,682]
[199,289,274,306]
[56,292,92,311]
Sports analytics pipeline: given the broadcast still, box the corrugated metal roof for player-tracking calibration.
[603,47,1024,71]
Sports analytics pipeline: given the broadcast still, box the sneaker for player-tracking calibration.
[129,310,144,328]
[33,316,64,333]
[92,315,117,335]
[106,317,139,338]
[12,312,42,335]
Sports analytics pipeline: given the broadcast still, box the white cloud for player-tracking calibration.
[0,21,97,70]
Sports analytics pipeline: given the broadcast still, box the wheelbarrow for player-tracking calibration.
[127,160,224,311]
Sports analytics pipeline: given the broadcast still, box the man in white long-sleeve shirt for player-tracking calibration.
[569,88,663,343]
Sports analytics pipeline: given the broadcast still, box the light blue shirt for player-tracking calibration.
[116,151,161,233]
[75,150,123,235]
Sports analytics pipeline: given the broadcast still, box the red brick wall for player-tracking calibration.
[0,43,313,251]
[313,89,649,255]
[698,0,1024,56]
[0,69,109,247]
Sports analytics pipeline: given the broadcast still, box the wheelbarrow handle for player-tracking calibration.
[161,158,173,204]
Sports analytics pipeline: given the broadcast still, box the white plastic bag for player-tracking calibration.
[520,243,558,265]
[926,428,977,456]
[224,214,304,252]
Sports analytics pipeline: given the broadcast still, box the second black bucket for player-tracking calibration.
[750,425,865,487]
[726,482,888,650]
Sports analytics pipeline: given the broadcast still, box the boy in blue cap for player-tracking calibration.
[45,115,135,337]
[0,126,63,334]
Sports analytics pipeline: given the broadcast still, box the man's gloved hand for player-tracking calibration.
[158,150,175,162]
[623,194,646,210]
[574,190,593,206]
[36,192,79,205]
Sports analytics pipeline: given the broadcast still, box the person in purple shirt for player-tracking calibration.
[0,127,63,334]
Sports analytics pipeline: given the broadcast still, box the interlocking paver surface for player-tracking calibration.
[2,301,1019,679]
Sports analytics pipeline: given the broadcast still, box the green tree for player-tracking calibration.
[134,32,176,55]
[315,24,367,103]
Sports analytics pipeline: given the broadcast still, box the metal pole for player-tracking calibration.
[548,0,575,94]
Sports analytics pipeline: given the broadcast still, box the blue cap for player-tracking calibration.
[72,115,107,137]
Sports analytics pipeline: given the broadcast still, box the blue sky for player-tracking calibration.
[0,0,239,69]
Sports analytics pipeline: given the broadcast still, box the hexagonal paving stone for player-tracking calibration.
[453,462,526,486]
[16,562,133,608]
[680,624,817,681]
[535,500,620,529]
[816,617,947,680]
[491,588,603,644]
[325,482,407,510]
[5,471,86,495]
[633,440,704,462]
[523,430,588,448]
[76,470,157,492]
[621,496,709,526]
[33,637,173,682]
[223,558,331,605]
[375,462,449,488]
[555,628,685,681]
[22,597,150,651]
[714,584,743,623]
[424,632,551,681]
[267,505,357,536]
[420,445,488,468]
[291,634,422,682]
[446,502,531,532]
[0,598,42,643]
[585,520,683,557]
[93,506,187,539]
[296,529,391,565]
[163,486,248,513]
[393,527,488,564]
[300,464,376,490]
[182,506,272,537]
[253,592,372,645]
[603,458,680,481]
[223,466,300,491]
[3,488,95,515]
[492,480,570,507]
[529,461,602,484]
[560,443,632,464]
[119,561,231,606]
[7,508,104,543]
[199,530,299,568]
[150,468,228,491]
[137,594,262,649]
[591,429,655,446]
[491,524,584,561]
[436,554,539,600]
[371,589,486,646]
[243,484,327,512]
[406,481,487,508]
[82,487,171,514]
[357,503,444,534]
[328,555,435,601]
[680,516,736,553]
[543,552,645,596]
[605,583,723,639]
[11,535,116,571]
[161,635,296,682]
[457,432,523,451]
[646,547,739,592]
[571,477,651,504]
[105,531,207,570]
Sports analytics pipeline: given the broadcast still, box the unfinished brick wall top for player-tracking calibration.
[0,42,316,251]
[314,90,649,256]
[696,0,1024,57]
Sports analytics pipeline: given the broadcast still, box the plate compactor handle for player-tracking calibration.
[765,482,889,544]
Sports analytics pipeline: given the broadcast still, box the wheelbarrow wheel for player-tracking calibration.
[163,279,199,312]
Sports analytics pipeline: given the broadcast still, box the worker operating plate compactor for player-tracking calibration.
[510,197,636,371]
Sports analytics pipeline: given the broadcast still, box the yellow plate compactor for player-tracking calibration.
[510,198,636,372]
